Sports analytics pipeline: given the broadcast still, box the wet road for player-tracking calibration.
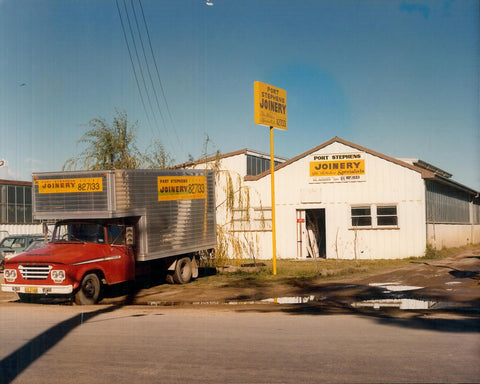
[1,304,479,383]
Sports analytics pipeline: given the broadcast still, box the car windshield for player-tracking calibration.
[0,237,27,249]
[54,223,106,244]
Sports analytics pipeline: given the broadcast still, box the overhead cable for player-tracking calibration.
[115,0,154,134]
[137,0,181,147]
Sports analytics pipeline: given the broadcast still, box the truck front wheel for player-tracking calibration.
[173,257,193,284]
[75,273,102,305]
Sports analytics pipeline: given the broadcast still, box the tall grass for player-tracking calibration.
[205,244,479,285]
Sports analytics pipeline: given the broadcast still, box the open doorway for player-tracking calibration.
[305,209,326,259]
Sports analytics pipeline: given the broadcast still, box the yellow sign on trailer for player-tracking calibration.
[35,178,103,193]
[157,176,206,201]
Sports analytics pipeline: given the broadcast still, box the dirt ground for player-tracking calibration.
[1,246,479,316]
[111,245,480,315]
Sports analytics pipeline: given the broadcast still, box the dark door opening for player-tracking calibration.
[305,209,326,259]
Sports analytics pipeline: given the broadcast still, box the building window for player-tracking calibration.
[351,205,398,229]
[0,183,34,224]
[351,207,372,227]
[377,206,398,226]
[247,154,282,176]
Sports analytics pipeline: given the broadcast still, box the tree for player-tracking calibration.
[64,109,173,170]
[143,139,175,169]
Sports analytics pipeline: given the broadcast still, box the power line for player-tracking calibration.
[116,0,183,156]
[129,0,170,142]
[115,0,154,135]
[137,0,180,146]
[121,0,160,131]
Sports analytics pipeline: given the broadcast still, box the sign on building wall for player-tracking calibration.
[254,81,287,130]
[309,153,366,183]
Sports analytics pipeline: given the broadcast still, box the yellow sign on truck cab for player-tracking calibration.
[157,176,206,201]
[36,178,103,193]
[254,81,287,130]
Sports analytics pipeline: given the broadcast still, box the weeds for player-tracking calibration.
[202,244,479,286]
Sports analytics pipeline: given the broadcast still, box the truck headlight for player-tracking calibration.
[4,269,17,282]
[51,270,66,283]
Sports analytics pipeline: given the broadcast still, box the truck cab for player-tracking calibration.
[2,219,135,304]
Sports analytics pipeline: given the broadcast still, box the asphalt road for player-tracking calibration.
[1,304,479,384]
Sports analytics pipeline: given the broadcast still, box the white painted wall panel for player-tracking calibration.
[0,224,44,242]
[427,224,480,248]
[245,142,427,259]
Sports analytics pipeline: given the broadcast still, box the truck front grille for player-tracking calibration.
[19,264,52,280]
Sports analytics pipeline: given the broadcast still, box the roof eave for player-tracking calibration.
[243,136,436,181]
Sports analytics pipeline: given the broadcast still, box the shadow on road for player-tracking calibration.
[0,281,145,384]
[0,264,220,383]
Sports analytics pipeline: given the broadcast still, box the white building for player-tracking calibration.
[180,137,480,260]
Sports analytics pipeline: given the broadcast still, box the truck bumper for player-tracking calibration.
[1,284,73,295]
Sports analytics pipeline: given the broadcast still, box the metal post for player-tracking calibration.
[270,126,277,275]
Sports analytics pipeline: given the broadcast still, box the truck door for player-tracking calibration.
[107,224,136,281]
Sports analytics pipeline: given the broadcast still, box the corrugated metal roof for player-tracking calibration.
[173,148,287,169]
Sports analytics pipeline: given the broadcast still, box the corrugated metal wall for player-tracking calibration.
[0,224,44,242]
[114,169,216,260]
[425,180,471,223]
[32,169,216,261]
[33,170,111,218]
[473,200,480,224]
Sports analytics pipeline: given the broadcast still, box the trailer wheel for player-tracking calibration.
[75,273,102,305]
[173,257,193,284]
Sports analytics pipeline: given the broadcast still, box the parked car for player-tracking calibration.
[0,234,45,270]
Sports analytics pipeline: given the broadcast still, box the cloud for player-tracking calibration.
[399,2,431,19]
[0,158,45,181]
[25,157,44,170]
[0,164,20,180]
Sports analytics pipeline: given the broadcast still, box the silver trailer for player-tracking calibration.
[33,169,216,262]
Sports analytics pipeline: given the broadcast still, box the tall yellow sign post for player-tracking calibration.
[254,81,287,275]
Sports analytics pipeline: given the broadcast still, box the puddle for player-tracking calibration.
[352,298,437,310]
[368,283,424,292]
[148,296,320,306]
[261,296,317,304]
[145,282,468,311]
[147,296,452,311]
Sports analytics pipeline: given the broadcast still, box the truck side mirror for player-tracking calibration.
[42,222,49,241]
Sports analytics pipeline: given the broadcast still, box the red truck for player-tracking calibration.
[2,169,216,304]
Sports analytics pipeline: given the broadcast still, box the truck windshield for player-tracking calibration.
[54,223,106,244]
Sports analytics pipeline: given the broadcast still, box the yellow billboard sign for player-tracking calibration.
[254,81,287,130]
[36,178,103,193]
[309,153,366,183]
[157,176,206,201]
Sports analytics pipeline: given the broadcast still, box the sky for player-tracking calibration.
[0,0,479,190]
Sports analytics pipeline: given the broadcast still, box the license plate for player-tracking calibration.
[25,287,38,294]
